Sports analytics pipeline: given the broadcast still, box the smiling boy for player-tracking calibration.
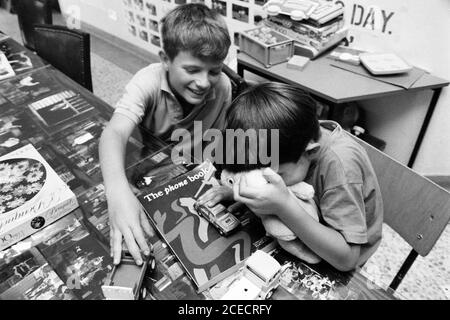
[99,4,232,265]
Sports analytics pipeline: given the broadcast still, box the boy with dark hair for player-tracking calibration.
[198,82,383,270]
[99,3,232,265]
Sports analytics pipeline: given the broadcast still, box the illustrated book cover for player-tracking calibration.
[138,160,275,293]
[0,247,76,300]
[0,143,79,251]
[36,214,114,300]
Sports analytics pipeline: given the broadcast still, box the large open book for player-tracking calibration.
[138,161,275,292]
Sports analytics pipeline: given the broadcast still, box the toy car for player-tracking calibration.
[220,250,282,300]
[194,202,240,236]
[101,251,155,300]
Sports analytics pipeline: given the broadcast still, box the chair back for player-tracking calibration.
[16,0,52,51]
[221,63,249,100]
[33,24,93,92]
[351,133,450,256]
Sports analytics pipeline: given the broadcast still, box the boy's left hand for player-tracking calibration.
[233,167,291,216]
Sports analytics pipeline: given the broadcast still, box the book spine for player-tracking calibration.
[0,191,78,251]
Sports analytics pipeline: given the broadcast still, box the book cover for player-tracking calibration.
[0,246,76,300]
[47,115,144,185]
[145,239,207,300]
[0,144,79,251]
[0,110,47,156]
[78,183,110,244]
[0,37,47,75]
[0,69,63,106]
[138,161,275,293]
[0,51,15,81]
[28,90,95,130]
[0,247,47,295]
[36,217,114,300]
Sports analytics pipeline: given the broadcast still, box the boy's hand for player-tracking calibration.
[196,185,233,207]
[107,186,154,265]
[233,168,291,216]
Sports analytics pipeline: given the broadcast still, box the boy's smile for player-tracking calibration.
[161,51,223,106]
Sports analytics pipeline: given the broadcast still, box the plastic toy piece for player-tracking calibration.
[221,250,282,300]
[101,251,155,300]
[194,202,241,236]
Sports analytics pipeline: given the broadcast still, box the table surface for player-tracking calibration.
[0,36,397,300]
[238,52,449,103]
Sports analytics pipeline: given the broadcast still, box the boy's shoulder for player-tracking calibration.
[133,63,164,81]
[316,121,371,182]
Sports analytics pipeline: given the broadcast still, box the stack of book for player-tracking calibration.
[262,0,347,59]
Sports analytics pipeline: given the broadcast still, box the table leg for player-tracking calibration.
[407,88,442,168]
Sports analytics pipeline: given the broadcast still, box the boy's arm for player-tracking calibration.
[234,169,361,271]
[277,196,361,271]
[99,113,152,265]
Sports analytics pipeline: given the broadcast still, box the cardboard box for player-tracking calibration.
[240,26,294,68]
[287,55,310,70]
[0,144,78,250]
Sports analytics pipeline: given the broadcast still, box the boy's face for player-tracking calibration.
[277,155,311,187]
[277,142,320,186]
[161,50,223,105]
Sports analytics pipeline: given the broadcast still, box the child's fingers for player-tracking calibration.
[197,188,215,205]
[140,211,155,238]
[112,230,123,265]
[207,194,223,207]
[262,167,284,185]
[237,175,261,199]
[131,223,150,256]
[122,229,143,266]
[233,177,254,203]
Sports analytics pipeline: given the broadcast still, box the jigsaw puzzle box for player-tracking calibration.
[0,144,78,250]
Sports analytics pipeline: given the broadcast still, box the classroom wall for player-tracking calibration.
[58,0,450,174]
[336,0,450,174]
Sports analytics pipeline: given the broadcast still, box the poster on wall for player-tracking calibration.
[336,0,449,72]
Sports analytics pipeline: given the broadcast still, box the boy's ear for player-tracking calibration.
[305,142,320,158]
[159,50,169,70]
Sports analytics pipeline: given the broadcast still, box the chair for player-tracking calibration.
[221,63,249,99]
[33,24,93,92]
[351,133,450,291]
[15,0,53,51]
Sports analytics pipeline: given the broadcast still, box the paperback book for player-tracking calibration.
[0,247,76,300]
[0,37,47,75]
[48,115,144,185]
[28,90,95,133]
[0,110,47,156]
[36,216,114,300]
[0,144,79,251]
[138,161,275,293]
[0,69,63,106]
[0,51,15,81]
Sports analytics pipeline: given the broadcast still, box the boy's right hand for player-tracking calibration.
[107,186,154,265]
[196,185,233,208]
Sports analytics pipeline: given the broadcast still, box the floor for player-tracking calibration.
[0,7,448,300]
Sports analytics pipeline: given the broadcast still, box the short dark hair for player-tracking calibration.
[222,82,320,172]
[161,3,231,62]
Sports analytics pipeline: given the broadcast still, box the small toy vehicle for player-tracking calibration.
[221,250,281,300]
[101,251,155,300]
[194,202,240,236]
